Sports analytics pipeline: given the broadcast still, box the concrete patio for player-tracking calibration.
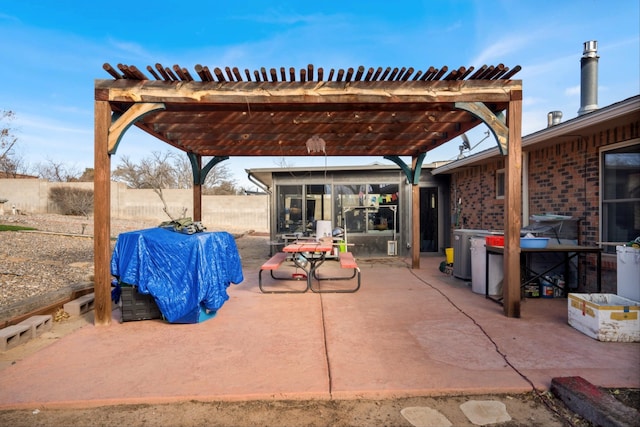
[0,255,638,410]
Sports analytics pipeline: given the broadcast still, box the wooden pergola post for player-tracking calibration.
[503,94,523,317]
[193,154,202,221]
[93,101,112,326]
[412,156,421,269]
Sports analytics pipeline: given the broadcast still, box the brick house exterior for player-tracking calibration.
[433,95,640,294]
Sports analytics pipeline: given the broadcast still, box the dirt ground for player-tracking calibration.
[0,393,593,427]
[0,215,637,427]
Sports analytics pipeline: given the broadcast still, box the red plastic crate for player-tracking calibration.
[485,235,504,246]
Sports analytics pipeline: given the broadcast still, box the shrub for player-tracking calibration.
[49,186,94,217]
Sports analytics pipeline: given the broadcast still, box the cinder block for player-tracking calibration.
[0,324,32,351]
[18,315,53,338]
[63,293,95,316]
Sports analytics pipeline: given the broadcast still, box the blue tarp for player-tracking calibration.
[110,228,244,323]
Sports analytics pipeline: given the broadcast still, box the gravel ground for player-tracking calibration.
[0,213,267,323]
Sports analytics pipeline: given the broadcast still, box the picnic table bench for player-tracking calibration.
[258,252,308,293]
[259,248,360,294]
[311,252,361,293]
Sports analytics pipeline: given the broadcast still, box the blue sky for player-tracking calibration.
[1,1,638,190]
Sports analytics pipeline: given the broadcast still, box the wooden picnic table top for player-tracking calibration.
[283,242,333,253]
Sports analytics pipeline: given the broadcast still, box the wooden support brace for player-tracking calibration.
[107,103,165,155]
[455,102,508,155]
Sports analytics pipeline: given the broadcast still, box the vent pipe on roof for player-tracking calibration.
[547,111,563,127]
[578,40,599,116]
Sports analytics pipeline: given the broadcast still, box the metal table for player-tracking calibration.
[485,244,602,305]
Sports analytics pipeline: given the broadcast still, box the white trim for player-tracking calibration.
[522,153,529,227]
[495,169,505,200]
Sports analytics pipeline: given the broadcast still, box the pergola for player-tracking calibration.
[94,62,523,325]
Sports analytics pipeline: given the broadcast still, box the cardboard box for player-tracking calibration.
[567,293,639,342]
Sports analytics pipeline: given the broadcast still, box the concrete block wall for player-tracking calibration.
[202,195,268,232]
[0,178,48,214]
[0,179,269,233]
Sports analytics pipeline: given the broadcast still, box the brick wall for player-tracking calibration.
[449,118,640,292]
[452,158,505,231]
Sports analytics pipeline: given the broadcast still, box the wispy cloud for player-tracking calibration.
[565,85,580,97]
[235,8,334,26]
[0,12,21,24]
[471,37,529,66]
[17,113,91,136]
[105,37,156,62]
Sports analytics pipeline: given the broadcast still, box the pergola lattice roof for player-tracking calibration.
[97,63,521,158]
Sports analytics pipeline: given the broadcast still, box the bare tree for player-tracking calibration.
[113,152,179,189]
[274,157,295,168]
[0,110,20,177]
[76,168,94,182]
[206,180,238,195]
[1,151,28,178]
[174,155,193,189]
[153,152,239,194]
[111,155,144,188]
[202,157,238,195]
[36,159,81,182]
[49,186,94,219]
[113,151,184,220]
[112,151,241,217]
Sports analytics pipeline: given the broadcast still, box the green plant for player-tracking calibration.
[0,224,36,231]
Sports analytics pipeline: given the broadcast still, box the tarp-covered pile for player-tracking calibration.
[111,228,244,323]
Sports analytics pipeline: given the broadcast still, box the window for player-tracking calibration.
[496,169,505,199]
[276,184,332,235]
[275,180,400,237]
[334,183,399,235]
[276,185,303,234]
[601,142,640,252]
[305,184,331,223]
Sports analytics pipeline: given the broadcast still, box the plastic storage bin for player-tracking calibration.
[470,236,503,295]
[616,246,640,302]
[568,293,639,342]
[120,285,163,322]
[520,237,549,248]
[453,229,491,280]
[485,235,504,246]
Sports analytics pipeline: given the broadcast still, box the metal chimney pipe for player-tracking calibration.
[578,40,599,116]
[547,111,563,127]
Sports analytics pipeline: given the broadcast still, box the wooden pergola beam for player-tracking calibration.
[96,79,516,105]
